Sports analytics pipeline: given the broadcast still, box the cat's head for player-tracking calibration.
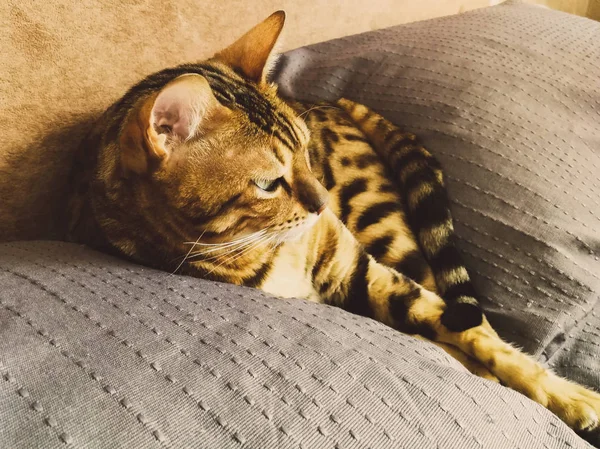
[91,12,329,259]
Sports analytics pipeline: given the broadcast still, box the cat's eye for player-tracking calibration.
[254,178,283,193]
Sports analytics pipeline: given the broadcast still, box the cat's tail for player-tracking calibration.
[337,98,482,332]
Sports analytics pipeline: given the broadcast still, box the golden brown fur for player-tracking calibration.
[67,11,600,436]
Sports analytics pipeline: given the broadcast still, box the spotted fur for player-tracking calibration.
[67,11,600,436]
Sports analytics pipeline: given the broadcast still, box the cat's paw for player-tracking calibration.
[546,377,600,432]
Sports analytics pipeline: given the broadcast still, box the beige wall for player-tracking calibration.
[171,1,496,56]
[165,1,596,56]
[0,0,595,241]
[275,0,496,51]
[534,0,591,16]
[204,1,596,55]
[588,0,600,19]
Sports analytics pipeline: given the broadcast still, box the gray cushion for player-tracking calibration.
[275,0,600,391]
[0,240,592,448]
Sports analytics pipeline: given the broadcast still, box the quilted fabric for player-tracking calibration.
[0,241,593,448]
[274,0,600,391]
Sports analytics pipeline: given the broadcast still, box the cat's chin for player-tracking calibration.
[282,229,308,243]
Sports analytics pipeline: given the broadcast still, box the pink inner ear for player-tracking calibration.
[151,83,197,141]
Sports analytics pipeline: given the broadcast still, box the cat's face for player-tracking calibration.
[113,12,328,249]
[156,79,327,244]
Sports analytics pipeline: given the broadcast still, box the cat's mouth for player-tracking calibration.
[274,213,321,243]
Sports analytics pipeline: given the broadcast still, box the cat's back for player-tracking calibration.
[291,100,436,291]
[291,101,403,224]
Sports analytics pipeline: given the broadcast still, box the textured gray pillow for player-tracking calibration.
[275,0,600,391]
[0,240,593,448]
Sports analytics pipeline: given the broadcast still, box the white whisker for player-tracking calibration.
[205,232,277,277]
[185,230,267,257]
[183,230,266,248]
[297,105,341,120]
[187,232,266,261]
[174,229,271,274]
[171,230,206,275]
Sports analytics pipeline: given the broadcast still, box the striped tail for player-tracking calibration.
[337,98,482,332]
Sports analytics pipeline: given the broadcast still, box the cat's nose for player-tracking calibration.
[311,197,328,216]
[305,188,328,215]
[295,176,329,216]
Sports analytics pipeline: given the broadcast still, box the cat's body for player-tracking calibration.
[67,11,600,437]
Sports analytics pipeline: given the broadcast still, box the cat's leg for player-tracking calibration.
[309,209,600,433]
[423,295,600,432]
[413,336,499,382]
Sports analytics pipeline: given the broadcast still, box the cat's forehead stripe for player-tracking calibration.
[273,146,287,165]
[112,63,302,155]
[199,64,300,149]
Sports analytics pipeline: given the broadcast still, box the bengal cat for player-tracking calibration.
[67,11,600,435]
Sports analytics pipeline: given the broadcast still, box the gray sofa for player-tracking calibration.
[2,2,599,448]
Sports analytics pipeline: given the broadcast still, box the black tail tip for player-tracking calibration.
[441,302,483,332]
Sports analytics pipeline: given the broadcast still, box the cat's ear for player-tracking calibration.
[120,74,227,175]
[214,11,285,85]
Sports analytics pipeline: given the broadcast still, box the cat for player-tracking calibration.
[67,11,600,435]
